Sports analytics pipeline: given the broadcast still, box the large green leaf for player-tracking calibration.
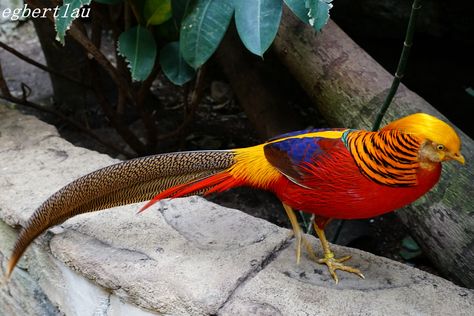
[305,0,333,32]
[144,0,173,26]
[55,0,92,45]
[117,26,157,81]
[179,0,234,69]
[284,0,309,23]
[160,42,196,85]
[235,0,282,56]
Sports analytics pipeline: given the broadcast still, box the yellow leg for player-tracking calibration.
[313,221,365,284]
[282,203,317,263]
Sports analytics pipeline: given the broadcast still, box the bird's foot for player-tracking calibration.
[293,231,319,264]
[318,253,365,284]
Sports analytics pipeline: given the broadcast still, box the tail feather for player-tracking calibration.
[139,171,244,212]
[6,150,236,278]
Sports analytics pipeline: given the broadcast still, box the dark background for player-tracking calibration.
[332,0,474,138]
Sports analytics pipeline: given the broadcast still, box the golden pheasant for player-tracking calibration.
[6,113,465,283]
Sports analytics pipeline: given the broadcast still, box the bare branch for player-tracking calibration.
[25,0,134,102]
[0,61,12,97]
[0,41,89,88]
[0,93,134,158]
[158,66,208,141]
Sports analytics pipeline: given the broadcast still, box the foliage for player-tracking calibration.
[144,0,173,25]
[465,87,474,98]
[305,0,333,32]
[159,41,196,85]
[0,0,333,156]
[179,0,234,69]
[234,0,283,56]
[117,26,157,81]
[55,0,333,86]
[55,0,92,44]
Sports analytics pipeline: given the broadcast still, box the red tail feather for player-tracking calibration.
[138,171,243,213]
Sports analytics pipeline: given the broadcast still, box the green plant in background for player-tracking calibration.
[466,87,474,98]
[55,0,333,85]
[0,0,333,157]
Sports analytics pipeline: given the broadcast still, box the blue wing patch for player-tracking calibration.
[268,137,324,165]
[264,134,344,184]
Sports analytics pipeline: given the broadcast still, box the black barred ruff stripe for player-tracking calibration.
[7,151,235,276]
[345,130,421,187]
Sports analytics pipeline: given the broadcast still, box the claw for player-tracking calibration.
[318,254,365,284]
[312,219,365,283]
[282,206,366,283]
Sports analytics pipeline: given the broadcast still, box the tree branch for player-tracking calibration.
[0,41,89,88]
[0,61,11,97]
[158,66,207,141]
[26,0,134,102]
[0,93,133,158]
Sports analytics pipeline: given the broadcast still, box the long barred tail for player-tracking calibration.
[6,150,238,278]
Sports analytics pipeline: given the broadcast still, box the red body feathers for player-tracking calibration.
[142,128,442,220]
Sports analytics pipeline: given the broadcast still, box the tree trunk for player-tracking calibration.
[273,8,474,288]
[32,16,92,116]
[215,27,306,139]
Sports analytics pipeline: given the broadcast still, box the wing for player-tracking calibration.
[263,130,348,187]
[267,127,345,142]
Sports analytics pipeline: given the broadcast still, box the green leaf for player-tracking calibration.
[179,0,234,69]
[144,0,173,26]
[402,236,420,251]
[466,87,474,97]
[55,0,92,45]
[234,0,283,56]
[305,0,333,32]
[160,42,196,85]
[284,0,309,24]
[399,235,422,260]
[93,0,123,4]
[117,26,157,81]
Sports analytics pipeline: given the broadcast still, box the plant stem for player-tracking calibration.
[26,0,133,102]
[0,61,11,97]
[158,65,208,141]
[0,41,89,88]
[372,0,422,131]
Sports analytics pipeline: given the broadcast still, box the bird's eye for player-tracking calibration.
[437,144,445,151]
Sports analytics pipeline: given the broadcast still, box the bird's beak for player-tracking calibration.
[448,152,465,165]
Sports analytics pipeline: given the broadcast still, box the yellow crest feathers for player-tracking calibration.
[381,113,461,152]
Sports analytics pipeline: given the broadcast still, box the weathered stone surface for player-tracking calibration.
[49,197,289,315]
[1,105,473,315]
[220,238,474,315]
[0,105,289,315]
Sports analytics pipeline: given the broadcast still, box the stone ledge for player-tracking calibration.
[1,105,473,315]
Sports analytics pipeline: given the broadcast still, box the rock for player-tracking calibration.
[1,104,473,315]
[220,238,474,316]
